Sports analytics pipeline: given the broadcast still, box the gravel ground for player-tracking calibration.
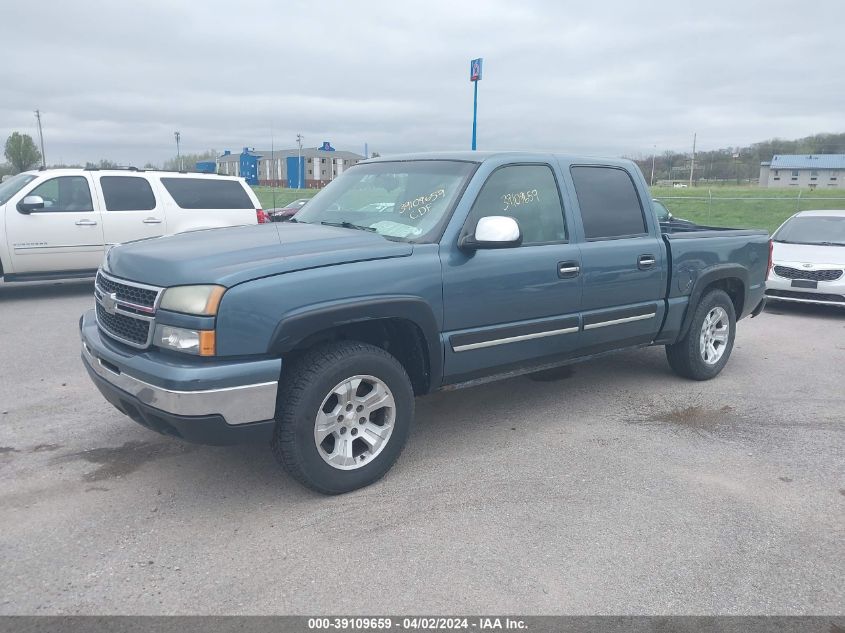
[0,279,843,615]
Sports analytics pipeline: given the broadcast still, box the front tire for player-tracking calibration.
[665,289,737,380]
[272,341,414,494]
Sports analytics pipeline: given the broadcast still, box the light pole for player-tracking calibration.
[174,131,182,171]
[470,58,483,150]
[296,133,304,188]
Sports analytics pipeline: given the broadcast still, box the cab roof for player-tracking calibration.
[361,150,637,169]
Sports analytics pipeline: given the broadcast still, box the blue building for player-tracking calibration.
[216,143,365,188]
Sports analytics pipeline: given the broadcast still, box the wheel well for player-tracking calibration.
[285,318,431,396]
[704,277,744,316]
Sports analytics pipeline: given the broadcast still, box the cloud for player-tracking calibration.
[3,0,843,166]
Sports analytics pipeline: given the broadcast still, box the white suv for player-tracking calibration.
[0,168,267,282]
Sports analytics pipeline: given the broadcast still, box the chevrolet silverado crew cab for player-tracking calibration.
[80,152,769,494]
[0,168,266,282]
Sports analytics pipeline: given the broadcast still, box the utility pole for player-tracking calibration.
[296,133,304,189]
[174,131,182,171]
[650,145,656,186]
[689,132,697,187]
[34,110,46,167]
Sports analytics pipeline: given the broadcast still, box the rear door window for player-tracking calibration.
[570,166,647,240]
[100,176,156,211]
[161,178,252,209]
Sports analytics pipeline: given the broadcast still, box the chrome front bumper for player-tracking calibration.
[80,310,280,427]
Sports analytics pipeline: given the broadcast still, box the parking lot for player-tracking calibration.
[0,279,842,614]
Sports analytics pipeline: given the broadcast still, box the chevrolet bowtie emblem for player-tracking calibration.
[102,292,119,314]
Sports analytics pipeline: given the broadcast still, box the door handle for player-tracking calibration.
[75,219,98,226]
[558,261,581,278]
[142,217,163,224]
[638,254,656,270]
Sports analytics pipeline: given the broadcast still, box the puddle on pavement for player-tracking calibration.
[630,404,741,437]
[61,440,196,482]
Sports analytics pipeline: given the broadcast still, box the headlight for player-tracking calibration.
[154,325,215,356]
[159,285,225,316]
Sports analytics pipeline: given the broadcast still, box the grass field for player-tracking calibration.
[253,185,845,236]
[253,187,318,210]
[651,186,845,234]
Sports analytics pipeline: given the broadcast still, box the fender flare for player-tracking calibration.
[268,295,443,390]
[678,264,749,339]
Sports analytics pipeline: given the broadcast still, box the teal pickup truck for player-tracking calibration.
[81,152,769,494]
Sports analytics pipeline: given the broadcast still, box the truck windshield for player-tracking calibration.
[0,173,38,205]
[774,216,845,246]
[294,160,477,241]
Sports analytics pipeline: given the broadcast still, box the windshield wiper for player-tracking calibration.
[816,241,845,247]
[320,221,377,233]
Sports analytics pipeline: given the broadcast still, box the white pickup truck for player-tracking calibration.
[0,168,266,282]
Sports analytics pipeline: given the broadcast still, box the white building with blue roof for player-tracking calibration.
[759,154,845,188]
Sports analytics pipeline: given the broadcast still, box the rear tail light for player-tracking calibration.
[256,208,270,224]
[767,239,773,279]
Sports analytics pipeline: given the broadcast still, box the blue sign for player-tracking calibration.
[470,58,483,82]
[320,141,335,151]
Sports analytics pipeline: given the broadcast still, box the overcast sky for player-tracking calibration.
[4,0,844,166]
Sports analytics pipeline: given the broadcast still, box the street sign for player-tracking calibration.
[470,58,483,82]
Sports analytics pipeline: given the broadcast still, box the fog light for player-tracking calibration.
[155,325,215,356]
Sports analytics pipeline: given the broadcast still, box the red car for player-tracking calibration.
[268,198,310,222]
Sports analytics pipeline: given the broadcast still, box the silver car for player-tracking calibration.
[766,210,845,307]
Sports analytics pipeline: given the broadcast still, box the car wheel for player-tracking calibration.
[272,341,414,494]
[665,289,737,381]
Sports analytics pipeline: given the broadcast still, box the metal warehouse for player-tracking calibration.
[759,154,845,188]
[216,144,365,187]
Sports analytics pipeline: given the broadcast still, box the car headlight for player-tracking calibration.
[159,285,225,316]
[154,325,215,356]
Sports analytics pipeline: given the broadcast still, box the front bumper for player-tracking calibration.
[766,267,845,307]
[80,309,280,445]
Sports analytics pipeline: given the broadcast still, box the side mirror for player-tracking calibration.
[459,215,522,251]
[17,195,45,214]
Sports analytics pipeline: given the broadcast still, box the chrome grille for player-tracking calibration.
[96,271,160,310]
[94,270,162,348]
[96,303,152,346]
[773,266,843,282]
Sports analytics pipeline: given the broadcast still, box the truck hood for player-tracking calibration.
[772,241,845,267]
[105,223,413,287]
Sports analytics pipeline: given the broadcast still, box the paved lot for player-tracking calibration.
[0,280,843,615]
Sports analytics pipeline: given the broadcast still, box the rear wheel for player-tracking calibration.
[272,341,414,494]
[666,289,736,380]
